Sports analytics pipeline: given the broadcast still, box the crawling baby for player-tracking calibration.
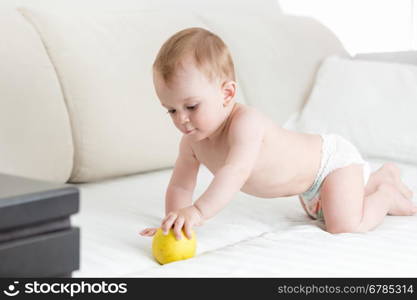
[140,27,415,241]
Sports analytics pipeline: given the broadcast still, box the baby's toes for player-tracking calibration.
[403,201,417,216]
[388,192,416,216]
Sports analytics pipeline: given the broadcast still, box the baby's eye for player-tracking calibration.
[167,109,176,114]
[187,105,197,111]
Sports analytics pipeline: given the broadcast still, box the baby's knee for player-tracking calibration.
[325,220,365,234]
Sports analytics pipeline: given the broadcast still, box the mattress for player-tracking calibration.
[72,158,417,277]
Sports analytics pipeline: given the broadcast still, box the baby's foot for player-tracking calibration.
[382,163,413,200]
[379,184,417,216]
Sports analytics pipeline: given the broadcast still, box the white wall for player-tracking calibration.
[279,0,415,55]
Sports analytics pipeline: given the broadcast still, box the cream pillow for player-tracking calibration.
[18,8,211,182]
[296,56,417,164]
[0,9,73,182]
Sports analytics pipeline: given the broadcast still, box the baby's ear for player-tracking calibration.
[221,80,236,106]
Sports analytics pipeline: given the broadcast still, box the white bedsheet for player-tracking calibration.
[72,159,417,277]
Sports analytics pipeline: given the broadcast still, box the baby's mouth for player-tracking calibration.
[185,128,196,134]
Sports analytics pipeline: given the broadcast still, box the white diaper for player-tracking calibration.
[299,134,371,220]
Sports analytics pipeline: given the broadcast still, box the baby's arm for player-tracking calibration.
[165,136,200,214]
[139,136,200,237]
[153,110,264,240]
[194,110,264,219]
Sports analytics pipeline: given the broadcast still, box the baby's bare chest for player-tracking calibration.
[192,141,229,174]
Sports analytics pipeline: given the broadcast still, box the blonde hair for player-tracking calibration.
[153,27,235,85]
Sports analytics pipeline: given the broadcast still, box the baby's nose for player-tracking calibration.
[178,113,190,124]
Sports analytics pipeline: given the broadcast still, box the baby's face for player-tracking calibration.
[153,59,232,141]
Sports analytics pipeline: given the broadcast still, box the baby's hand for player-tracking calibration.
[139,227,158,237]
[161,205,204,240]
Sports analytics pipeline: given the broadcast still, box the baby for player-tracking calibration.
[140,27,416,240]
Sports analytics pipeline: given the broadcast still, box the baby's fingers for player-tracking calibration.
[139,228,157,237]
[183,222,193,240]
[161,213,177,234]
[173,216,185,240]
[139,228,149,235]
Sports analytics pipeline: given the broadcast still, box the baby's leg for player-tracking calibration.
[320,164,417,234]
[364,162,413,200]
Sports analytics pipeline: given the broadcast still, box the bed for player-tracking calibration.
[73,148,417,277]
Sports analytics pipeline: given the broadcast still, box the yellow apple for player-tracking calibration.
[152,228,197,265]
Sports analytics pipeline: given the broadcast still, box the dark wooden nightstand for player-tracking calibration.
[0,173,80,277]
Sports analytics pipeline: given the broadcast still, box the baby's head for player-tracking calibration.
[153,27,237,141]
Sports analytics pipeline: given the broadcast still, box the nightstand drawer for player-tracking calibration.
[0,227,80,277]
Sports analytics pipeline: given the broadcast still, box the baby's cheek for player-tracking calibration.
[173,122,182,132]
